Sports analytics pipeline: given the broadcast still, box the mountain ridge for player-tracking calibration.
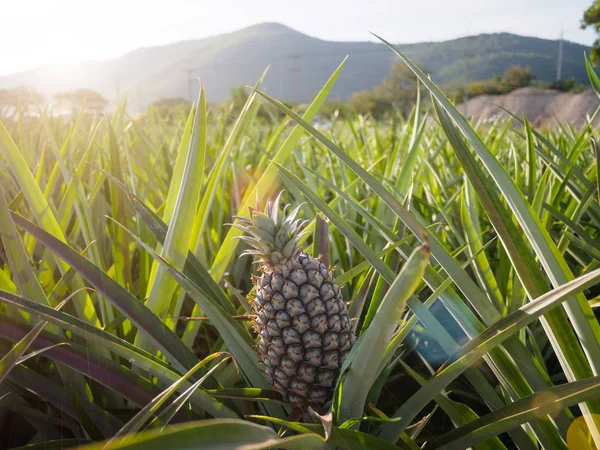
[0,23,591,110]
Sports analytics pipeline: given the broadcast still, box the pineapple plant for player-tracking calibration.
[234,193,356,410]
[4,43,600,450]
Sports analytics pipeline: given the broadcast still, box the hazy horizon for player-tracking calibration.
[1,0,597,76]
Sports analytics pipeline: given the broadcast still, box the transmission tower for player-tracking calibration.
[187,69,193,103]
[464,47,474,118]
[137,84,144,113]
[288,54,301,103]
[556,30,564,81]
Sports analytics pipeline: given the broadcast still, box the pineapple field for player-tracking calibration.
[2,42,600,450]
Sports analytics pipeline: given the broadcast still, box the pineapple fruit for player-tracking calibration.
[235,193,356,410]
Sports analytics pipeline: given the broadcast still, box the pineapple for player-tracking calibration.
[234,193,356,410]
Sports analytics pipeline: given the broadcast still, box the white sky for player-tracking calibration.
[0,0,597,76]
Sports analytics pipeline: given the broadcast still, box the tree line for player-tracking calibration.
[0,63,588,122]
[0,87,107,115]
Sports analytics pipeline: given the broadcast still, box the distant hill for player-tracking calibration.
[0,23,592,111]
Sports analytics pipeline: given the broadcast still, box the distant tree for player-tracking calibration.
[54,89,107,114]
[348,91,382,117]
[0,90,11,110]
[444,84,465,105]
[150,97,191,108]
[224,85,297,121]
[468,80,509,97]
[549,78,586,92]
[229,86,250,111]
[0,87,44,107]
[502,66,534,88]
[582,0,600,64]
[348,63,419,118]
[445,68,538,103]
[319,101,344,118]
[373,63,419,116]
[147,97,191,122]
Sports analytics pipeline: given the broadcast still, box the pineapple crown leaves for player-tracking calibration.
[231,192,309,264]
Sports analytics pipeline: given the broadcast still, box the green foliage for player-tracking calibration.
[318,100,344,118]
[502,65,535,88]
[468,80,510,97]
[349,90,380,116]
[228,85,251,111]
[582,0,600,64]
[54,89,108,114]
[1,47,600,450]
[373,64,420,116]
[0,87,44,115]
[446,65,536,103]
[146,97,192,123]
[549,78,587,93]
[225,85,296,120]
[349,64,420,117]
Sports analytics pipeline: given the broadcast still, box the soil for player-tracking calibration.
[457,88,600,127]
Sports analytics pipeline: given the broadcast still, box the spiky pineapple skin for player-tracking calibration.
[253,250,356,409]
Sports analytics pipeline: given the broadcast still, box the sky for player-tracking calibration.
[0,0,597,76]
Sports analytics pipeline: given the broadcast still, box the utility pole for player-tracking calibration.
[137,84,144,113]
[288,54,301,103]
[187,69,193,103]
[556,30,564,82]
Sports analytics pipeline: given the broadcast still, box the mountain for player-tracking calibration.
[0,23,591,110]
